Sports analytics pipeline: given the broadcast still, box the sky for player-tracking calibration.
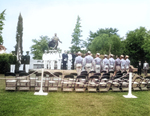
[0,0,150,56]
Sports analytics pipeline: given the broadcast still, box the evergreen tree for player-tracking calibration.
[70,16,82,53]
[15,13,23,55]
[0,9,6,45]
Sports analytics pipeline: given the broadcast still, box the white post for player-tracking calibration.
[34,69,48,95]
[123,72,137,98]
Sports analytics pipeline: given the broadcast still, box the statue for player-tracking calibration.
[48,33,62,50]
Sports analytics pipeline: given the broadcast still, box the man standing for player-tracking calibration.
[138,61,142,75]
[67,52,72,70]
[125,55,130,72]
[42,50,48,69]
[143,61,149,76]
[72,52,76,70]
[109,54,115,72]
[93,53,102,73]
[74,51,83,75]
[102,54,109,73]
[113,56,121,76]
[84,51,93,73]
[62,50,68,70]
[120,55,126,73]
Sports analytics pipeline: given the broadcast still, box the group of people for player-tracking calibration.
[42,49,149,76]
[74,51,130,76]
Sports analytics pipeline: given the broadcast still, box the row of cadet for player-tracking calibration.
[74,51,131,76]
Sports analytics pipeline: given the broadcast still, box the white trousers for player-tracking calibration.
[76,64,82,76]
[57,60,61,70]
[19,64,24,71]
[51,60,54,70]
[44,60,48,69]
[68,60,72,70]
[10,65,15,73]
[85,63,92,73]
[95,65,100,73]
[25,65,30,73]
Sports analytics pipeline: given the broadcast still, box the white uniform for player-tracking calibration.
[47,53,51,69]
[74,55,83,75]
[109,57,115,71]
[42,53,48,69]
[102,58,109,72]
[82,57,85,71]
[120,59,126,72]
[57,53,62,70]
[125,58,130,70]
[93,57,101,73]
[84,55,93,73]
[68,54,72,70]
[50,53,55,69]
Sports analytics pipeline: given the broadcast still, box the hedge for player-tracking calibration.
[0,53,18,74]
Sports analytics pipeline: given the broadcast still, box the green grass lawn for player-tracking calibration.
[0,74,150,116]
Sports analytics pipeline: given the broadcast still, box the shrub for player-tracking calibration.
[0,53,18,74]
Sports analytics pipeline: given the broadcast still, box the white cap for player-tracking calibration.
[120,55,124,57]
[110,54,113,57]
[104,54,107,57]
[125,55,129,58]
[96,53,100,56]
[88,51,91,54]
[78,51,81,55]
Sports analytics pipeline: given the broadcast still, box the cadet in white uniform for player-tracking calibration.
[93,53,101,73]
[68,52,72,70]
[57,51,62,70]
[143,61,149,76]
[50,51,55,69]
[109,54,115,72]
[84,51,93,73]
[102,54,109,73]
[42,50,48,69]
[125,55,130,72]
[47,50,51,69]
[74,51,83,75]
[120,55,126,72]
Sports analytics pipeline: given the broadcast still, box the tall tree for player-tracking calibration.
[15,13,23,55]
[70,16,83,53]
[0,9,6,45]
[124,27,149,67]
[30,36,50,59]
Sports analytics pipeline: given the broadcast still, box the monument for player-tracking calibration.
[48,33,62,50]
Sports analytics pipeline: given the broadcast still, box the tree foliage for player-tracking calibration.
[30,36,49,59]
[15,13,23,55]
[0,9,6,45]
[89,34,122,56]
[86,28,119,50]
[123,27,150,67]
[70,16,83,53]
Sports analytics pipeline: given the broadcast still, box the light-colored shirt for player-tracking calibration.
[143,63,149,69]
[74,56,83,64]
[125,58,130,67]
[94,57,102,65]
[85,55,93,63]
[103,58,109,65]
[121,59,126,69]
[109,57,115,66]
[115,58,121,66]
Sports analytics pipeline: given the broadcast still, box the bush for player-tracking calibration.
[0,53,18,74]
